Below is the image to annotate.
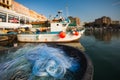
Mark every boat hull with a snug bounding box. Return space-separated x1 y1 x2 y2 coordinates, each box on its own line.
17 31 84 42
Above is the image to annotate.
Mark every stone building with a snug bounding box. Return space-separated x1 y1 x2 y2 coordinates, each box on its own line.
0 0 47 28
12 1 47 21
75 17 80 26
68 16 80 26
95 16 111 26
29 10 47 21
84 16 120 28
0 0 12 9
12 1 30 16
111 21 120 25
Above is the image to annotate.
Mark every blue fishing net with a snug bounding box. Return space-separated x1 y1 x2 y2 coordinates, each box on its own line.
0 44 80 80
26 44 80 79
0 45 32 80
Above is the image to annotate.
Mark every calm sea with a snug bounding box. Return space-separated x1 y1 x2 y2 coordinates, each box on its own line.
0 29 120 80
80 30 120 80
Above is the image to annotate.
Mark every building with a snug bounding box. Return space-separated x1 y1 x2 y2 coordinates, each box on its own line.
0 0 12 9
95 16 111 26
12 1 30 16
12 1 47 22
29 10 47 21
75 17 80 26
68 16 81 26
111 21 120 25
0 0 47 29
84 16 120 28
101 16 111 25
95 18 101 24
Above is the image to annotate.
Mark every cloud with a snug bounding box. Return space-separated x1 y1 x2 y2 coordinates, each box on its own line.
112 1 120 6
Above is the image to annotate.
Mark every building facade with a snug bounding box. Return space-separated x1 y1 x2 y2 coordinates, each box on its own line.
84 16 120 28
75 17 80 26
68 16 81 26
0 0 12 9
0 0 47 28
12 1 30 16
95 16 111 26
29 10 47 21
111 21 120 25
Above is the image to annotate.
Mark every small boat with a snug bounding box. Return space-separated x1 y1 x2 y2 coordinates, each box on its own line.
0 28 17 46
17 11 85 42
0 34 17 46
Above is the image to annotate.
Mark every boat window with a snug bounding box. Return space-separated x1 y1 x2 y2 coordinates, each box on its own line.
57 24 59 26
0 12 6 22
63 24 66 27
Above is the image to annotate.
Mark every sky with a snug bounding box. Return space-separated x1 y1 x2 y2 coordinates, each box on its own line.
15 0 120 23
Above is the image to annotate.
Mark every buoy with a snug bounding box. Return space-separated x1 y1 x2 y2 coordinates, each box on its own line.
75 31 79 36
73 31 79 36
59 31 66 38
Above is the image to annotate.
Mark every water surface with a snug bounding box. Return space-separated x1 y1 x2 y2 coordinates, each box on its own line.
80 30 120 80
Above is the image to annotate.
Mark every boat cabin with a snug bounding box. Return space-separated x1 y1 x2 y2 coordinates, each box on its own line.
50 21 68 32
31 19 70 33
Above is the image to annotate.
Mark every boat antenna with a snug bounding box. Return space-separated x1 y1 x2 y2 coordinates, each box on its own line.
58 10 62 19
49 15 52 20
66 4 69 17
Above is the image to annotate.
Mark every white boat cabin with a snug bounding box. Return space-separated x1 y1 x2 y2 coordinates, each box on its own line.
50 22 68 32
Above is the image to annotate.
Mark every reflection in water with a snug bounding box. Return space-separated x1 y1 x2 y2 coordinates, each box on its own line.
85 29 120 42
80 29 120 80
0 43 83 80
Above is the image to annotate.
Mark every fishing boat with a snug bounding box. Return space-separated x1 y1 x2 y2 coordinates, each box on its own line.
17 11 85 42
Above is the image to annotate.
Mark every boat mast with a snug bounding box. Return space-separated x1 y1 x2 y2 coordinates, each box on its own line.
58 10 62 19
66 5 69 17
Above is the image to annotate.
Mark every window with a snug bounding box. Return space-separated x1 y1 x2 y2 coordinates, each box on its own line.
20 17 25 24
3 0 5 3
7 0 9 5
63 24 66 27
0 12 6 22
57 24 59 26
8 14 19 23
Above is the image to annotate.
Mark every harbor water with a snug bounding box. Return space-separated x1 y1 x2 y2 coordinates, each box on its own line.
0 29 120 80
80 30 120 80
